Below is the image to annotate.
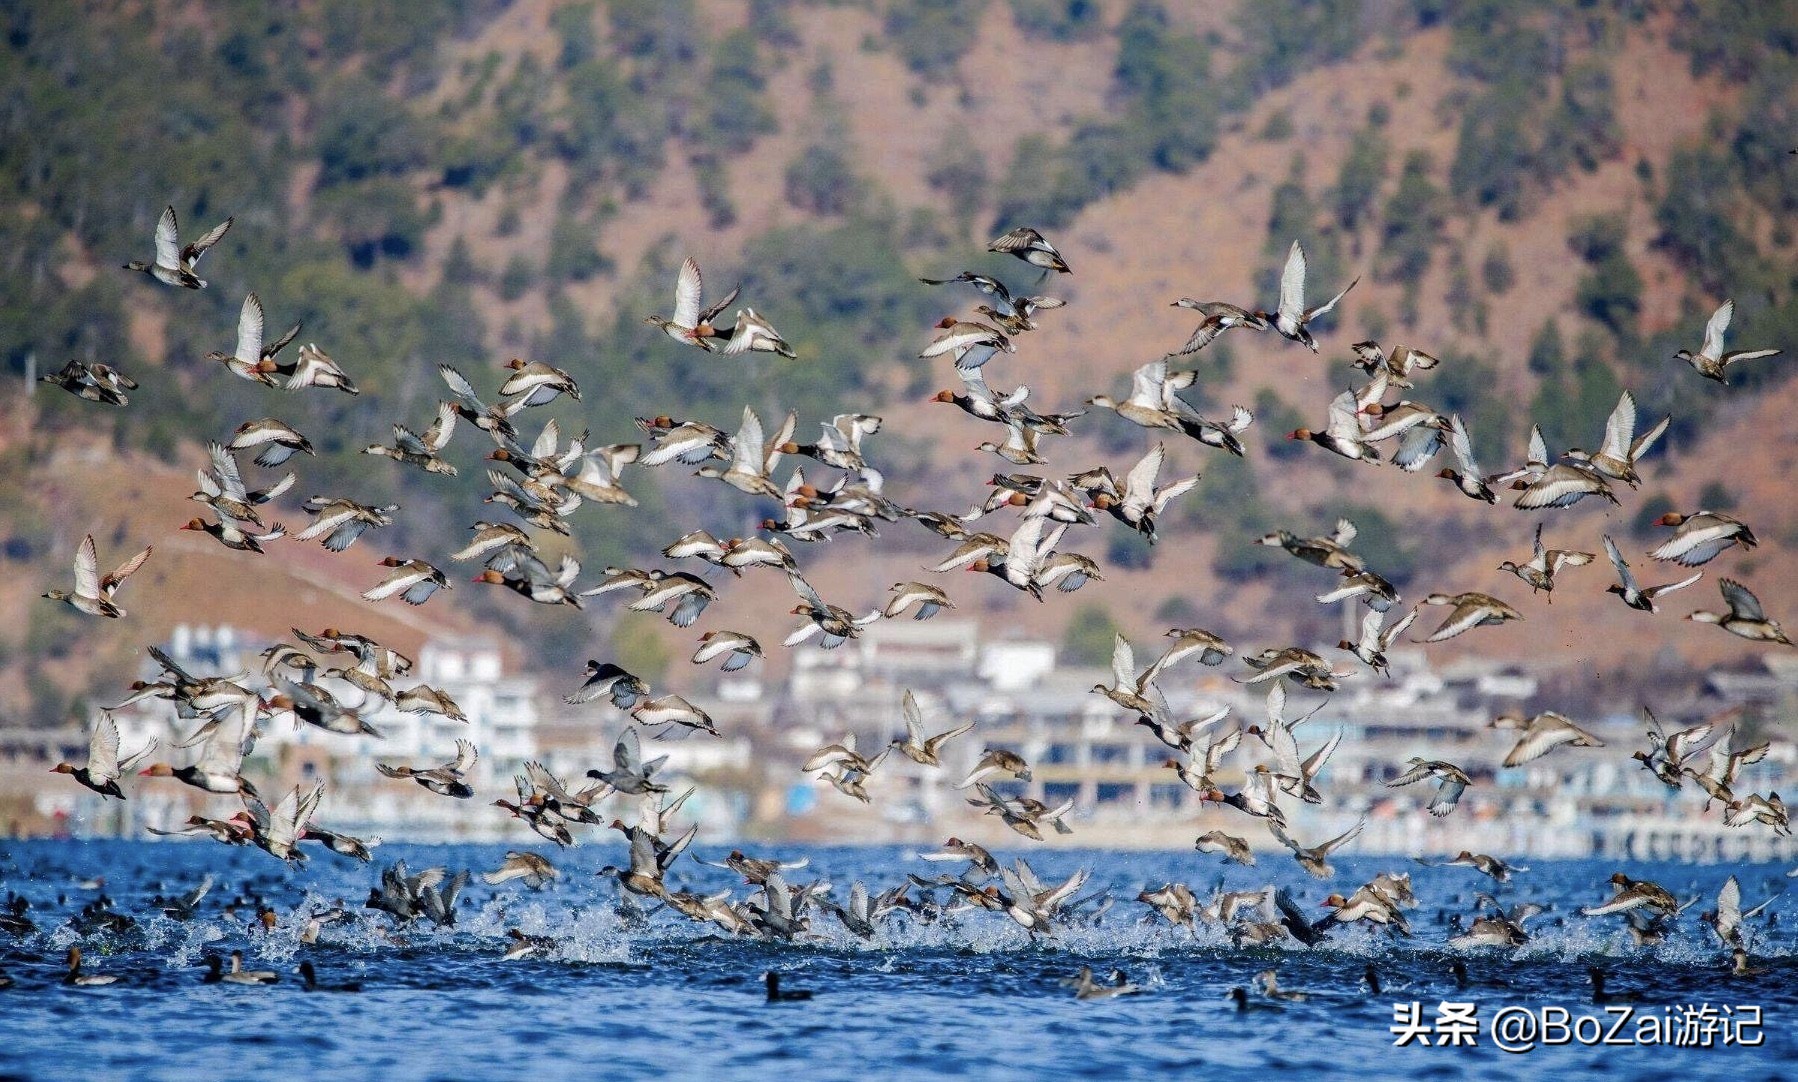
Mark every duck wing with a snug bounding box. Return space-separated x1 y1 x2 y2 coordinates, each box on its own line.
235 293 265 362
1702 299 1734 359
1600 391 1636 462
154 206 182 268
1276 241 1307 324
1306 276 1359 321
422 400 458 453
183 215 233 264
1715 577 1765 621
72 534 101 599
1446 414 1481 476
1602 535 1639 594
672 257 704 330
449 739 478 775
1316 817 1365 855
88 712 123 780
697 282 740 327
102 545 152 596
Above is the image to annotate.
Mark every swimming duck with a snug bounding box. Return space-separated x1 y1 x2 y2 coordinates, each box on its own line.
1385 758 1470 816
38 358 138 405
1066 966 1143 1000
888 690 975 765
1498 523 1595 601
1676 299 1782 383
1649 510 1756 567
1257 241 1357 351
124 205 231 288
297 961 361 992
51 712 156 798
987 226 1070 274
203 951 279 985
645 257 738 351
360 557 449 607
228 417 314 468
208 294 297 385
63 946 118 986
1255 969 1310 1001
1602 534 1701 613
364 400 459 476
42 534 151 618
1688 579 1792 645
1448 913 1527 949
1415 592 1521 643
377 740 477 798
764 971 814 1002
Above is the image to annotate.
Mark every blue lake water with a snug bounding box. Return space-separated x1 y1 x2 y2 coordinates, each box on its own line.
0 840 1791 1081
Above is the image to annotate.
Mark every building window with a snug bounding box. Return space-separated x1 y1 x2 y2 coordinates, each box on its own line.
1090 743 1130 765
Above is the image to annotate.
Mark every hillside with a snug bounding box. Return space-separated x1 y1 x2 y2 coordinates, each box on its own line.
4 0 1798 725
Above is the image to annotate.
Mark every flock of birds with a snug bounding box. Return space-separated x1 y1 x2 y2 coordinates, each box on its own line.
17 207 1797 1001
